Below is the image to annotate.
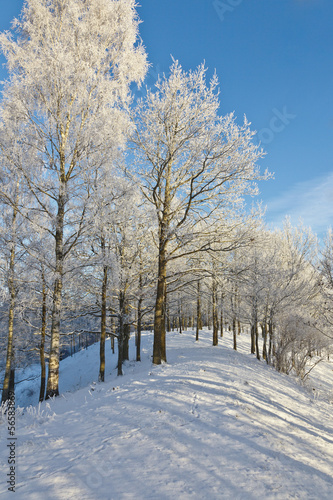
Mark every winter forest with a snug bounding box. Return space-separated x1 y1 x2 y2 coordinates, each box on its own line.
0 1 333 496
1 0 333 404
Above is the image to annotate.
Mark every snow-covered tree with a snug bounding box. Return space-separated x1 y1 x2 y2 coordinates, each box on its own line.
133 61 268 364
0 0 147 397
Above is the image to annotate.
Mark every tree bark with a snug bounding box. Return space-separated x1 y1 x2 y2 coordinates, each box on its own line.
1 205 17 405
123 301 130 361
46 189 65 399
262 320 268 362
212 278 218 346
136 299 142 362
196 281 201 341
255 321 260 360
117 310 124 376
111 312 115 354
233 317 237 351
220 292 224 337
136 271 143 362
166 303 170 333
117 290 127 376
250 324 255 355
39 271 47 402
230 291 237 350
99 240 108 382
268 316 274 364
153 246 167 364
207 303 211 331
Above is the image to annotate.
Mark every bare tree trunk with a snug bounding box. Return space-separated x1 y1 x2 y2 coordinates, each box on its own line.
233 317 237 351
117 307 124 376
250 298 257 356
178 293 182 334
160 281 167 358
255 320 260 360
99 240 108 381
153 160 171 364
212 278 218 346
262 318 268 362
153 239 167 363
136 301 142 363
251 324 255 354
2 205 17 405
220 292 224 338
237 290 241 335
122 300 130 361
207 303 211 331
196 281 201 341
46 190 65 399
268 316 274 364
2 274 15 404
39 270 47 402
230 290 237 350
166 303 170 333
110 309 115 354
136 271 143 362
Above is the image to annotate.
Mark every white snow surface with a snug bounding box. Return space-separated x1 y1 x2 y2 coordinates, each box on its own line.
1 329 333 499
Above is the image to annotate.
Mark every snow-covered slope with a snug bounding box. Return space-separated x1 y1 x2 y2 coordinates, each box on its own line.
1 329 332 499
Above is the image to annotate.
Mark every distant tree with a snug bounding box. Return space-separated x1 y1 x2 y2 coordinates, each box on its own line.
240 222 321 375
315 229 333 356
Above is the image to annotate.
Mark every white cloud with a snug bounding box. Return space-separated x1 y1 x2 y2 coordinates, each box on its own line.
265 172 333 237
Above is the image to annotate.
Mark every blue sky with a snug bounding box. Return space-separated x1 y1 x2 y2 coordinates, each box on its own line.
1 0 332 238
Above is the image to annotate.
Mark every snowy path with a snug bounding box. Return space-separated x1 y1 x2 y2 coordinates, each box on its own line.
1 329 333 499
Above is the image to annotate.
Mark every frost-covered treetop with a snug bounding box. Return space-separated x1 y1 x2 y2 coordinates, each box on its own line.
0 0 148 159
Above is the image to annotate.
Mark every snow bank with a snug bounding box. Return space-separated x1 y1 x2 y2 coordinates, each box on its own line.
1 329 332 499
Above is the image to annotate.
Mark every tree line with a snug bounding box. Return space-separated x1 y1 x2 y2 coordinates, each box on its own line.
0 0 332 405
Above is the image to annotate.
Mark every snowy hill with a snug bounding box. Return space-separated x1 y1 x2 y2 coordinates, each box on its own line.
1 329 333 499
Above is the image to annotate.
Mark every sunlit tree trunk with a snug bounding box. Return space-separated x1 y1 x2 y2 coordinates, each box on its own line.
220 292 224 338
99 238 108 382
154 247 167 363
1 205 17 405
250 298 257 356
212 277 219 346
136 299 142 363
233 317 237 351
268 314 274 363
255 320 260 360
46 187 65 399
207 302 211 330
166 303 170 333
39 270 47 402
262 305 269 362
117 292 125 376
154 169 170 363
178 293 182 334
230 291 237 350
196 281 201 341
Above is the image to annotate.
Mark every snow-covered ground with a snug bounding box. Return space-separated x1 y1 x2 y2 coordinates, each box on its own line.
1 329 332 499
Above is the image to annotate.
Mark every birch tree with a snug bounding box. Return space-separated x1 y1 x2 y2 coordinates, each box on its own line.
0 186 21 404
133 61 268 364
0 0 147 397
